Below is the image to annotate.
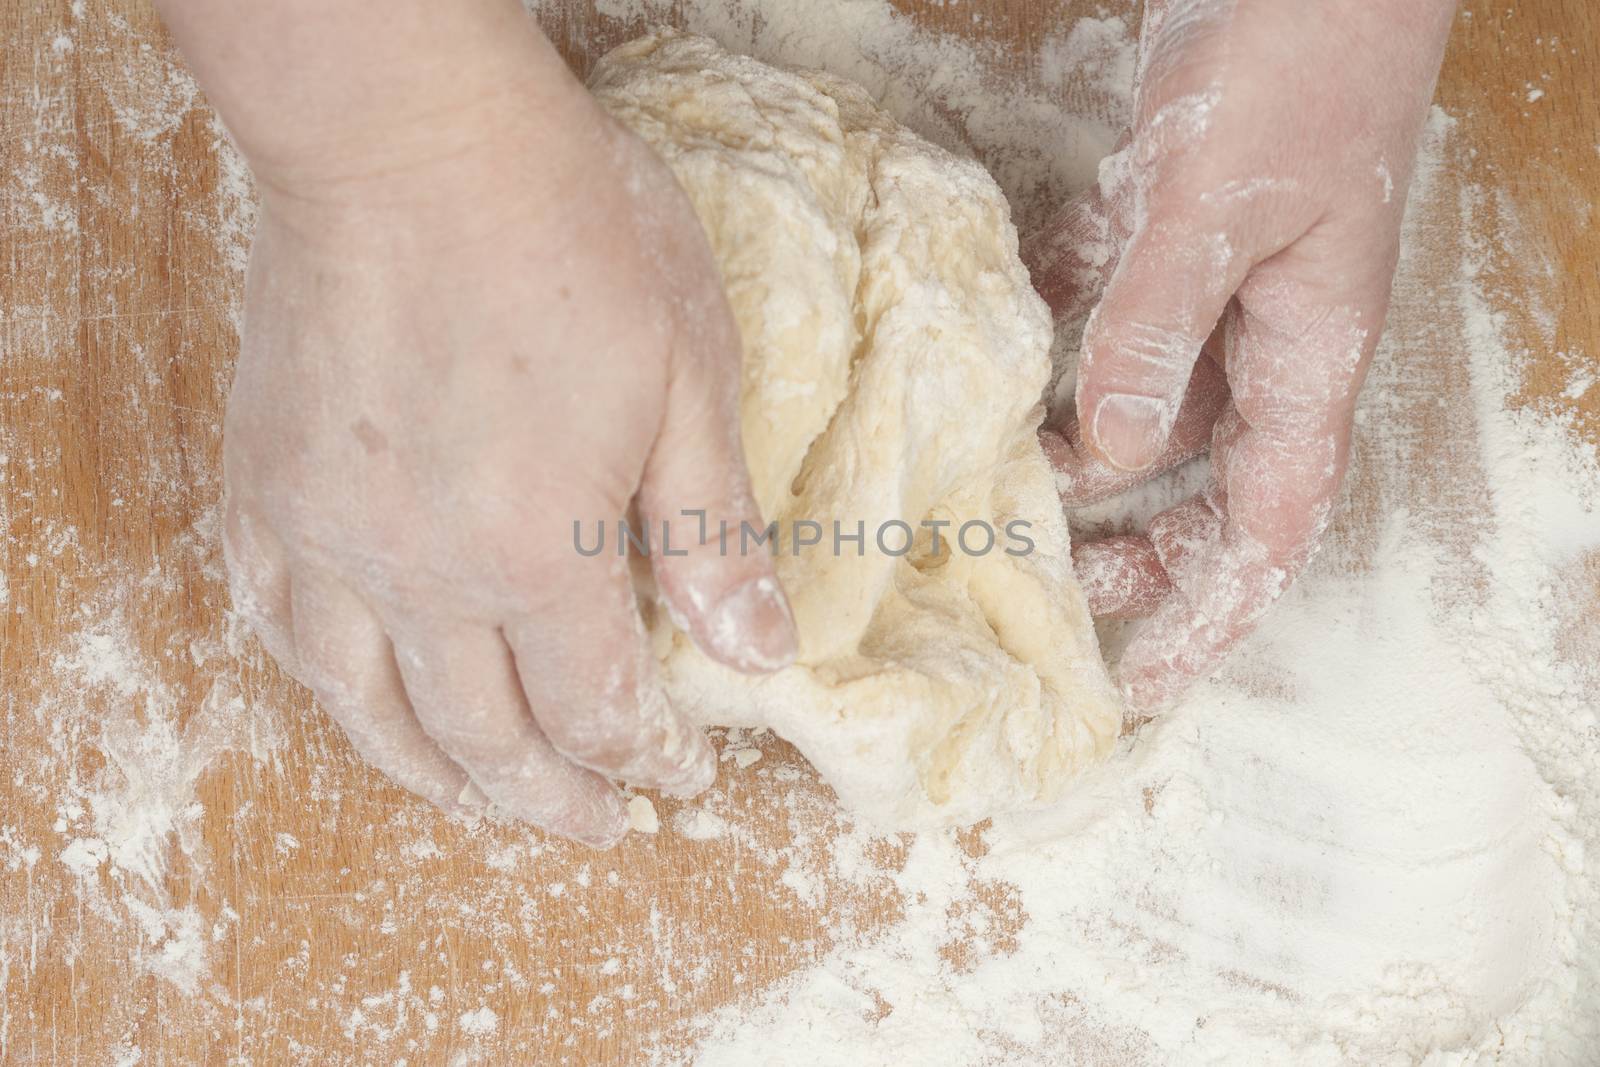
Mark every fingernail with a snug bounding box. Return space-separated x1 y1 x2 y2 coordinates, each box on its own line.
703 576 798 673
1090 393 1171 472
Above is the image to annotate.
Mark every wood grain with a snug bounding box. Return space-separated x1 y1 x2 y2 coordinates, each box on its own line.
1 1 1595 1064
1430 0 1598 444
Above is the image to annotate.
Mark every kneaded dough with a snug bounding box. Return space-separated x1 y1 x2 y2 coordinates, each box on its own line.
591 32 1121 828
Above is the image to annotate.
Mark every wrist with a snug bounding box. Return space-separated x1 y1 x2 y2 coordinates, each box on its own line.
158 0 587 202
248 82 623 262
258 43 592 205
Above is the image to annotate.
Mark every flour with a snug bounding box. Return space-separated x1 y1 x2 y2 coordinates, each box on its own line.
2 9 270 1023
39 600 269 1015
458 1004 501 1036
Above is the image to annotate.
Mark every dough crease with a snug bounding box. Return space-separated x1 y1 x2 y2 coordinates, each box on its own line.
592 31 1121 827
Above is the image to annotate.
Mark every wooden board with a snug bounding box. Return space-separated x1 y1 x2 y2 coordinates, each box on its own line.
1 1 1595 1063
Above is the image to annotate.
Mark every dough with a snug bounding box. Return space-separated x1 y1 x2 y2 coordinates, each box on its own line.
591 32 1121 828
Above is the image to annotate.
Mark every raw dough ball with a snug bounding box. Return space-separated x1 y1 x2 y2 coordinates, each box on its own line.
591 32 1121 828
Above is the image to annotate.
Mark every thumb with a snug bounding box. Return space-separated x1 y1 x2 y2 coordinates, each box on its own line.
638 329 798 675
1076 215 1249 472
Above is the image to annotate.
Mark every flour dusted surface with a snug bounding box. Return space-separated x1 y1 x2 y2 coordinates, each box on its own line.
8 3 1598 1064
589 32 1121 828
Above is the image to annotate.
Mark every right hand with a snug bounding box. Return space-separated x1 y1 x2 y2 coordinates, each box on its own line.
222 69 795 847
1027 0 1454 717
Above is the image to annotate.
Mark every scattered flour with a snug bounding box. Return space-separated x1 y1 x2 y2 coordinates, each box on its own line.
672 808 731 842
458 1005 501 1036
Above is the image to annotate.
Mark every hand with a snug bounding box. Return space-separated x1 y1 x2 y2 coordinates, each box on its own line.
220 54 795 846
1026 0 1456 717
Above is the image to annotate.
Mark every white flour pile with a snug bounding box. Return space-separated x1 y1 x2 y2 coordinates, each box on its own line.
3 2 1596 1063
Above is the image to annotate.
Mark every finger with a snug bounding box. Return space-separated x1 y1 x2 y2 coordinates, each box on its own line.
1072 536 1172 619
1022 171 1121 329
1116 237 1388 714
221 498 298 671
1023 138 1137 425
1146 492 1227 584
387 622 629 848
1044 338 1229 506
1070 455 1230 624
1114 422 1337 715
1219 250 1382 551
1068 480 1225 623
1080 0 1255 475
1075 212 1250 473
1114 515 1287 716
507 553 716 797
287 570 472 816
638 298 798 675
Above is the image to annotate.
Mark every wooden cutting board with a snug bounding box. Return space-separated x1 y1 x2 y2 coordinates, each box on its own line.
1 1 1594 1062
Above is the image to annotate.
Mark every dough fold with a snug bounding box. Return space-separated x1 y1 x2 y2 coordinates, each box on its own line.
591 31 1121 827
